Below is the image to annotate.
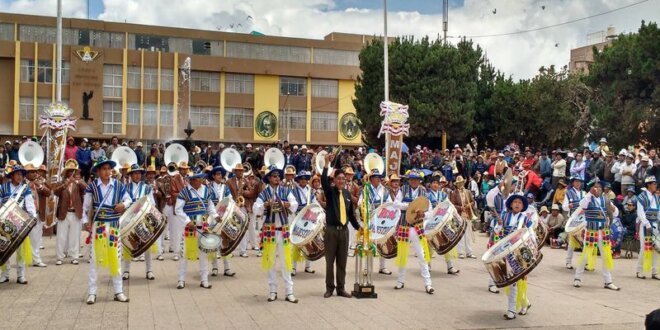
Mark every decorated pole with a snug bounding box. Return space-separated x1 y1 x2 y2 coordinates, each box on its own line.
378 101 410 177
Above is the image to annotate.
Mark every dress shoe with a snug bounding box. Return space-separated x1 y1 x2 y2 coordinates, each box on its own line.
0 277 9 284
466 254 477 259
256 251 263 257
33 262 47 267
55 260 63 266
239 252 248 258
323 291 333 298
200 281 212 289
267 292 277 302
488 285 500 294
652 275 660 280
285 294 299 303
224 269 236 277
291 268 297 277
135 255 145 262
458 254 465 259
177 281 185 289
211 268 219 277
86 294 96 305
146 271 155 280
394 282 404 290
573 279 581 288
636 272 646 279
566 263 574 270
173 255 180 261
379 268 392 275
519 304 531 315
71 260 79 265
122 272 130 281
447 267 460 275
304 267 315 274
337 291 352 298
156 255 164 261
425 286 435 294
604 283 620 291
114 293 129 302
17 277 27 285
503 311 516 320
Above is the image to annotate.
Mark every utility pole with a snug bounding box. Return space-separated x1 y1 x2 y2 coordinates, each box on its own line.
443 0 449 44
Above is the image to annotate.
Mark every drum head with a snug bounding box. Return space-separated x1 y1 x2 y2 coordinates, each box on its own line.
290 204 325 245
369 202 401 243
482 228 533 263
423 201 453 235
119 196 149 231
565 213 586 233
199 232 221 250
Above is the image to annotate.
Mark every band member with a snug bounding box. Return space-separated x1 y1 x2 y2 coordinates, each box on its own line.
167 162 188 261
450 176 477 259
155 166 170 241
253 166 299 303
291 170 315 275
0 165 37 285
145 165 164 261
227 163 254 258
53 160 86 265
121 164 157 281
494 194 533 320
562 176 584 269
25 164 51 267
394 169 434 294
427 174 460 275
357 168 392 275
636 176 659 280
81 156 131 304
244 170 260 255
175 169 219 289
485 180 506 294
208 166 236 277
311 175 325 208
573 178 620 291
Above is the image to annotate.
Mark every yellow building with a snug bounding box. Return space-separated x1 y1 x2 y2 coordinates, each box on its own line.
0 13 370 146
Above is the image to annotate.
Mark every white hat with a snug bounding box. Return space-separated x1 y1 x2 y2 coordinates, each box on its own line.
618 149 627 156
136 141 143 147
498 153 504 157
219 143 225 148
416 145 422 150
454 144 459 148
642 156 650 162
358 147 363 152
230 144 236 149
246 143 252 148
599 137 607 143
301 145 307 149
568 152 574 158
293 145 299 150
83 138 89 143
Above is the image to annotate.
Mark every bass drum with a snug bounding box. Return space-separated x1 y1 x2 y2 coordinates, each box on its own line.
119 196 167 258
609 217 625 249
290 204 326 261
212 197 248 257
369 202 401 259
424 201 466 255
0 200 37 266
565 209 586 247
524 205 548 249
482 228 543 288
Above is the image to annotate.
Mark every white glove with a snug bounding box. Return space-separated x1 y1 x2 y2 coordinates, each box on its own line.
494 225 503 233
645 223 652 230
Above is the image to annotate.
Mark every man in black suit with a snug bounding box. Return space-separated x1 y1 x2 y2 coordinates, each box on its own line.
321 153 361 298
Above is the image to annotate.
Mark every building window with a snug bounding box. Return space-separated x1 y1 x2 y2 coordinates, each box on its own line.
127 102 140 125
37 98 51 116
314 48 360 66
36 60 53 83
161 69 173 90
0 23 14 41
190 106 219 127
19 97 33 121
144 68 158 90
61 62 70 84
192 39 211 55
135 34 169 52
224 107 253 128
103 65 123 98
312 79 338 98
280 77 306 96
20 59 33 83
79 30 124 48
128 66 140 89
144 103 157 125
103 101 123 134
311 112 337 131
225 42 310 63
19 25 56 44
225 73 254 94
190 71 219 92
160 104 173 126
279 110 306 132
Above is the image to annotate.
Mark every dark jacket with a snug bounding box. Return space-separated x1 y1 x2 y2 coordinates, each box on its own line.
321 167 360 229
76 147 92 167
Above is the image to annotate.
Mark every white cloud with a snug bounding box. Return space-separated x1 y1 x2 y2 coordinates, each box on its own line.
1 0 657 79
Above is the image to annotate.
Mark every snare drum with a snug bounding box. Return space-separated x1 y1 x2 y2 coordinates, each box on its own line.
290 204 326 261
369 202 401 259
198 232 222 254
482 228 543 288
565 209 587 247
0 200 37 266
212 197 249 256
119 196 167 258
424 202 466 255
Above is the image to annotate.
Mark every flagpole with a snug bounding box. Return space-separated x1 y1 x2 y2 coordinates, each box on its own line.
56 0 62 102
383 0 389 102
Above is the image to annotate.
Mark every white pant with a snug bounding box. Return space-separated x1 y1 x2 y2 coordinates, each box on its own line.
211 253 231 271
507 282 519 312
28 220 44 264
238 207 251 254
456 227 473 256
178 240 210 282
566 243 575 265
575 232 613 284
88 230 123 295
56 212 81 261
397 227 432 287
267 231 294 295
637 225 659 275
379 257 387 270
1 252 26 279
247 211 258 248
293 260 312 270
165 205 183 256
122 251 153 274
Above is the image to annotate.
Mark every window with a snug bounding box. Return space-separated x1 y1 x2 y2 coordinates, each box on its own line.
280 77 306 96
225 73 254 94
127 102 140 125
61 62 70 84
224 107 253 128
0 23 14 41
20 59 33 83
37 98 50 117
80 30 124 48
225 42 310 63
312 79 338 98
161 69 173 90
128 66 140 89
190 106 219 127
19 25 56 43
103 65 123 98
314 48 360 66
279 110 306 131
311 112 337 131
144 103 157 125
19 97 33 121
144 68 158 90
135 34 169 52
103 101 123 134
19 60 52 83
192 39 211 56
160 104 173 126
190 71 219 92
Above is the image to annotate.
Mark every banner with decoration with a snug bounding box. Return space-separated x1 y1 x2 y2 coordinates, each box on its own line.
378 101 409 177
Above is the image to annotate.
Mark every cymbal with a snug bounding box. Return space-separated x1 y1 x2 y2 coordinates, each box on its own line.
406 196 430 225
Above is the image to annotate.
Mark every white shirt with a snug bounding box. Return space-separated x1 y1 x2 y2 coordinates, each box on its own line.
486 186 501 209
620 162 637 185
637 190 659 227
552 159 566 177
175 185 219 226
81 178 132 224
579 192 619 218
252 184 298 227
357 183 392 208
0 183 37 218
128 181 156 205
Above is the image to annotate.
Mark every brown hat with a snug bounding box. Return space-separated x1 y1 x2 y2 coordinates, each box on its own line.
146 165 157 173
343 167 355 175
62 159 80 173
388 173 401 181
178 161 190 169
24 164 39 172
159 166 167 174
454 176 465 186
232 163 245 172
558 178 568 187
284 165 296 175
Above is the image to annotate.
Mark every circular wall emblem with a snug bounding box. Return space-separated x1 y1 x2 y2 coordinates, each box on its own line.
339 113 359 140
255 111 277 138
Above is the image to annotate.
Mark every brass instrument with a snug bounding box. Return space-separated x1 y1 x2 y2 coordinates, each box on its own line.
110 146 138 171
502 168 513 197
166 162 178 176
264 148 285 170
195 160 208 173
164 143 189 174
363 152 385 178
243 162 253 177
221 148 242 173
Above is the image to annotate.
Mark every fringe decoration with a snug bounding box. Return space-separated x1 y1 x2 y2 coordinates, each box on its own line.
444 247 458 261
184 227 198 261
93 222 121 276
22 237 33 266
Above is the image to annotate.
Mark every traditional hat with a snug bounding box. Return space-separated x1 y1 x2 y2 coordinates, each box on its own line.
233 163 245 172
5 164 26 177
259 165 268 175
439 176 448 184
263 165 284 183
454 175 465 186
92 156 117 173
178 161 190 169
295 170 312 181
586 177 602 189
127 164 145 174
159 166 168 174
388 173 401 181
406 169 424 180
367 168 384 179
37 165 47 174
505 193 528 212
187 169 206 180
599 137 607 144
539 206 549 214
526 192 535 200
208 166 226 179
645 175 657 185
342 166 355 175
569 175 583 183
626 186 636 193
310 174 321 183
24 164 39 172
284 165 296 176
146 165 157 173
551 204 560 211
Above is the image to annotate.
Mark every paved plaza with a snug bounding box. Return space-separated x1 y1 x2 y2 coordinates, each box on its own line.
1 232 657 330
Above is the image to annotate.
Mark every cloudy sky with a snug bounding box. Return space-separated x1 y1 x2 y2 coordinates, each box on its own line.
1 0 658 79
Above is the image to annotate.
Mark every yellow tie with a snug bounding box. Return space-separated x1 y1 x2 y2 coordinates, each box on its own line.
339 190 347 225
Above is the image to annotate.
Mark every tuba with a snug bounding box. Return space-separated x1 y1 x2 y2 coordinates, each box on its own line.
243 162 252 177
164 143 189 172
264 148 285 170
195 160 208 173
501 168 513 197
221 148 242 173
19 141 45 168
111 146 138 171
314 150 330 174
166 162 178 176
363 152 385 178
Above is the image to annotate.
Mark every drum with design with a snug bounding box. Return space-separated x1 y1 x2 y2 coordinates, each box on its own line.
564 209 587 247
482 228 543 288
609 217 625 249
212 197 248 256
0 200 37 266
119 196 167 258
525 205 549 249
369 202 401 259
290 203 326 261
424 201 466 255
198 232 222 253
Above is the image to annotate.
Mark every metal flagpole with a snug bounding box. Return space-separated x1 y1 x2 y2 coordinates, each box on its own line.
383 0 389 102
56 0 62 102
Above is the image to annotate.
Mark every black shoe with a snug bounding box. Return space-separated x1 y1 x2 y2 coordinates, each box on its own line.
324 291 333 298
337 291 352 298
304 267 315 274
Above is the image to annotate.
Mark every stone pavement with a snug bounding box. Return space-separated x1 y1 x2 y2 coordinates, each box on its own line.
1 231 657 330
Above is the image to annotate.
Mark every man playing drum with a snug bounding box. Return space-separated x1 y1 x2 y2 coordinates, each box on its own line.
81 156 131 304
635 176 659 280
167 162 189 261
572 178 620 291
208 166 236 277
25 164 50 268
53 160 86 266
228 163 254 258
175 169 219 290
0 165 37 285
121 164 157 281
394 169 434 294
291 170 316 276
253 165 299 303
485 179 506 294
145 165 165 261
357 168 393 275
562 175 584 270
427 174 460 275
450 176 477 259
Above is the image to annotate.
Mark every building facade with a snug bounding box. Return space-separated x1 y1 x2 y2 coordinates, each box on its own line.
0 13 368 145
569 27 615 75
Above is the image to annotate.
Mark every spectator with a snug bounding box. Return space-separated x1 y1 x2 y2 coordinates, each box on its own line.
546 204 565 243
283 145 294 167
551 151 567 188
294 145 313 172
611 150 626 195
495 153 507 176
621 187 637 232
539 152 552 181
76 138 92 180
64 137 78 161
620 154 636 193
107 136 120 158
569 152 586 180
587 151 604 182
0 143 9 168
9 140 20 161
602 183 615 200
553 179 567 208
134 141 146 166
145 147 162 169
603 152 615 184
475 155 488 175
634 156 652 189
90 141 105 164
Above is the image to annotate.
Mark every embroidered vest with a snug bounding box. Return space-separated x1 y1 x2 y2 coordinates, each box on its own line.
293 186 314 213
584 195 607 230
87 179 125 222
0 182 31 209
428 190 447 208
127 181 152 202
500 211 531 236
366 184 389 209
210 182 229 205
638 192 659 223
566 188 583 212
258 185 290 226
179 185 213 217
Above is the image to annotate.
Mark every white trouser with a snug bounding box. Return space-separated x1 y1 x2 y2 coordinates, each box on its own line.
507 282 519 312
165 205 183 256
445 257 454 271
1 252 26 279
566 244 575 265
456 228 473 255
88 226 123 295
211 253 231 271
575 231 612 283
397 227 432 287
379 257 387 270
247 211 258 248
56 212 81 261
637 225 659 275
28 220 44 263
488 276 495 287
238 207 250 254
267 231 294 295
349 224 356 248
122 251 153 274
178 247 210 282
293 260 312 269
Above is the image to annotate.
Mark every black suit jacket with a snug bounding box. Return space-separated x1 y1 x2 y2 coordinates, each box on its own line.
321 167 360 229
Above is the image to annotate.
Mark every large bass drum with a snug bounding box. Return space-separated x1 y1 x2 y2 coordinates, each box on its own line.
525 205 549 249
0 200 37 266
290 204 326 261
212 197 248 256
564 209 586 247
119 196 167 258
369 202 401 259
482 228 543 288
424 201 466 255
